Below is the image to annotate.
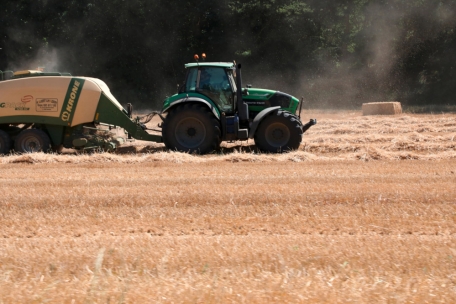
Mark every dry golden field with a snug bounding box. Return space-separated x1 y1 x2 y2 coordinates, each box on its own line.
0 110 456 303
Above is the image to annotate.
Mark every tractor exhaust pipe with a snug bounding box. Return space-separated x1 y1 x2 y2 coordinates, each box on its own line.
236 63 249 122
302 119 317 133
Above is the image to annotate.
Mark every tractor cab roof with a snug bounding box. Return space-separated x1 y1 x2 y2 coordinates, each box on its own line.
185 62 234 69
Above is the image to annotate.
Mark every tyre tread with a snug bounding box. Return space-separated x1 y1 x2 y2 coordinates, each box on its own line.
162 103 221 154
14 129 51 153
254 110 303 153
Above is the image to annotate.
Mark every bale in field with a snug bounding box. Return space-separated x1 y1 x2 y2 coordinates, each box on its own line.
362 102 402 116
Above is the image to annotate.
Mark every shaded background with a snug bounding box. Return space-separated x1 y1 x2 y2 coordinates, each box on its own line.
0 0 455 110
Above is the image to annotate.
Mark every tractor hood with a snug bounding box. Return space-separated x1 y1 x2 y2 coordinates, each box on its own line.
242 88 300 114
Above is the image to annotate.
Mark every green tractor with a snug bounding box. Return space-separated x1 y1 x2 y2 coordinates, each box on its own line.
161 57 316 153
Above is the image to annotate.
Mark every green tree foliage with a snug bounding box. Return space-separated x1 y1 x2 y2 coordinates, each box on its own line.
0 0 454 108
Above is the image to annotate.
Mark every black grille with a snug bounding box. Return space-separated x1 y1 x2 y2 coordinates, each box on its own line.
269 92 291 108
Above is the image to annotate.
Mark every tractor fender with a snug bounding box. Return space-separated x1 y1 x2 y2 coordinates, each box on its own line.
162 97 220 120
248 106 281 139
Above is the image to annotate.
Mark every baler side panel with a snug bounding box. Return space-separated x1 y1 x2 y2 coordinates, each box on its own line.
0 77 71 125
60 78 85 126
70 78 102 127
0 76 102 128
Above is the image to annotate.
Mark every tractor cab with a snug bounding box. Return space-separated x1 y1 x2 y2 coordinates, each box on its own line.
180 62 237 113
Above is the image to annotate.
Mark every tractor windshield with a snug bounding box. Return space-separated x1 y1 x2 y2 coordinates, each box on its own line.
197 67 235 112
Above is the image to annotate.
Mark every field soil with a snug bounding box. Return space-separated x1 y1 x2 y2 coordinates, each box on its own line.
0 111 455 303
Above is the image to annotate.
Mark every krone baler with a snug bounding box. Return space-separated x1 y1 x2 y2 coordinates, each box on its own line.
0 70 161 153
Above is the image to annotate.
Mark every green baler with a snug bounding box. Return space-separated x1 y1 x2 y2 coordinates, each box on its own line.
0 70 161 153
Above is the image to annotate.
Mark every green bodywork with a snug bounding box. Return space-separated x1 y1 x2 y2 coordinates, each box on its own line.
162 92 221 118
242 88 300 114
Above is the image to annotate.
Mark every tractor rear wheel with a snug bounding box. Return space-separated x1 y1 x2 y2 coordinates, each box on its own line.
0 130 12 154
163 104 221 154
14 129 51 153
254 110 303 153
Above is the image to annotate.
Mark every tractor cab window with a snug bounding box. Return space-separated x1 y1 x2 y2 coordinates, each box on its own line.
197 67 234 112
226 69 236 92
184 68 198 92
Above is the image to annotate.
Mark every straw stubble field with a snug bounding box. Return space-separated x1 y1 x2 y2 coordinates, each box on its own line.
0 111 456 303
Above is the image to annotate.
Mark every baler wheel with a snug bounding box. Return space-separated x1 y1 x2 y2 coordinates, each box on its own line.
0 130 12 154
254 110 303 153
14 129 51 153
162 104 220 154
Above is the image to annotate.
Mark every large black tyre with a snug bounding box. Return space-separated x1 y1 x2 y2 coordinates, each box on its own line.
162 103 221 154
3 126 22 137
14 129 51 153
254 110 303 153
0 130 12 154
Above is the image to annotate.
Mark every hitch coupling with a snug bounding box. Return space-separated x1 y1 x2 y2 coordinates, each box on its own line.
302 119 317 133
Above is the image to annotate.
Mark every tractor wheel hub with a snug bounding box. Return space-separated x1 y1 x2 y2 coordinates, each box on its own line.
272 129 284 139
187 127 197 137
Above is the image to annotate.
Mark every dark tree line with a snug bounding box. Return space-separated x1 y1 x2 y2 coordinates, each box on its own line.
1 0 455 109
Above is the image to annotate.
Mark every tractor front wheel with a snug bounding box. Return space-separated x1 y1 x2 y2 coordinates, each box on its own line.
254 110 303 153
162 104 221 154
14 129 51 153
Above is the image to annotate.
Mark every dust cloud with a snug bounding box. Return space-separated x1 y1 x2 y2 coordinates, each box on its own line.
1 1 455 109
243 1 456 109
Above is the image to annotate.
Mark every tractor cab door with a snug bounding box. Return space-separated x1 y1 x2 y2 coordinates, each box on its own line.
196 67 235 113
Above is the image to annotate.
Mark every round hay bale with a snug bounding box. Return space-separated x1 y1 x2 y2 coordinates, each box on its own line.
362 102 402 116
